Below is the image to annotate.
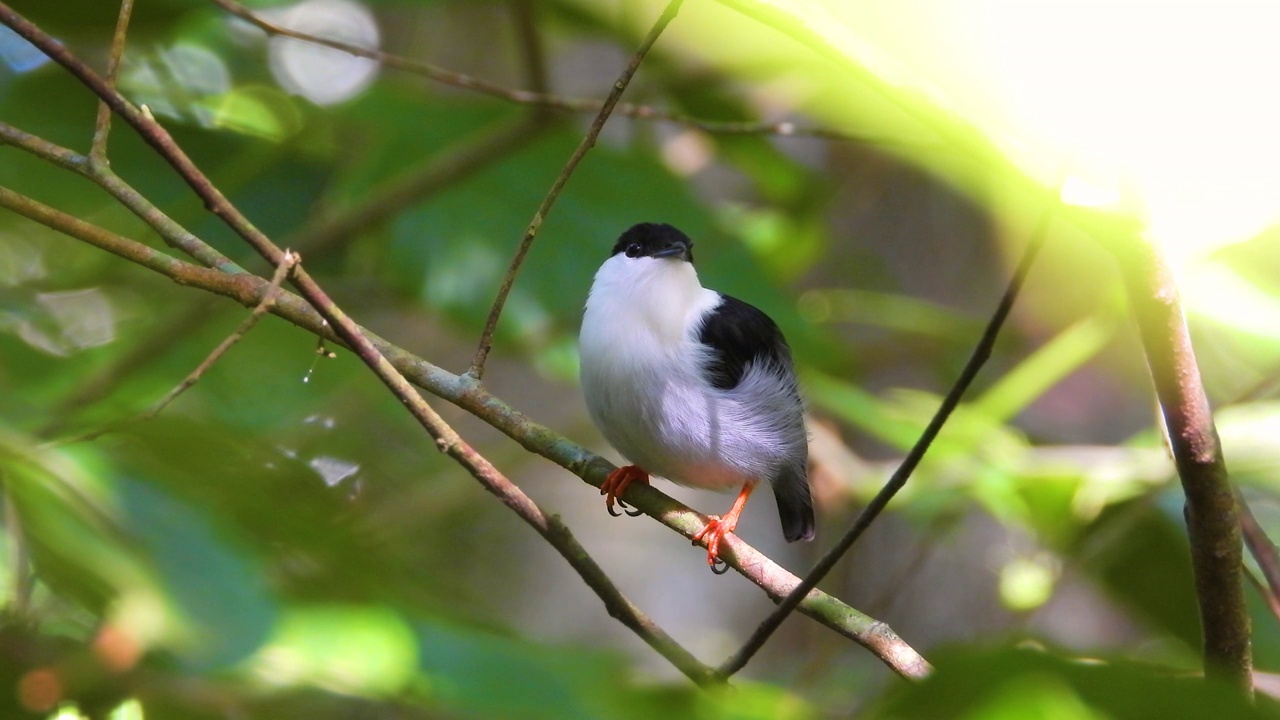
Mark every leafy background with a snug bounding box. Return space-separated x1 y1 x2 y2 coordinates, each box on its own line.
2 0 1280 718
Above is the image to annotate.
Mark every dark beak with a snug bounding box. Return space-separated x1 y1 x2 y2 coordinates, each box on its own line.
652 240 692 262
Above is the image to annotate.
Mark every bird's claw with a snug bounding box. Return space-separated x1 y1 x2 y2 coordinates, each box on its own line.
600 465 650 518
606 497 644 518
693 515 735 573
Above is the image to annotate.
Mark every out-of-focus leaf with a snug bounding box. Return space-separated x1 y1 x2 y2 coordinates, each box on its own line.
115 477 277 670
802 370 922 450
798 287 982 341
416 619 629 720
0 431 167 625
872 645 1273 720
419 619 806 720
974 316 1115 423
248 605 418 695
1071 497 1200 656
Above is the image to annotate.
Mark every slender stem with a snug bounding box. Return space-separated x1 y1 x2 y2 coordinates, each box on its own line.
468 0 684 378
0 120 238 272
1239 491 1280 622
90 0 135 163
719 201 1054 677
51 253 298 446
39 300 218 438
297 116 548 260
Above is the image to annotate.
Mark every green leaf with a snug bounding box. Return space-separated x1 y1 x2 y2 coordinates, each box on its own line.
873 645 1273 719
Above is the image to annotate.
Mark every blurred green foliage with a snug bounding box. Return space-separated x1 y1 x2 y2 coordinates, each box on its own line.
2 0 1280 718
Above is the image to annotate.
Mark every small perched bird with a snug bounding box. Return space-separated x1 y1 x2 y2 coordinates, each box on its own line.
579 223 814 572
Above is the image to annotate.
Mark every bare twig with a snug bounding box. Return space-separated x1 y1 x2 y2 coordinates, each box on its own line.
0 186 929 679
51 252 298 446
1241 491 1280 623
468 0 684 378
1245 566 1280 625
1238 488 1280 624
1112 225 1249 688
719 199 1054 677
147 251 296 417
297 116 548 260
207 0 869 143
0 120 238 272
90 0 134 164
39 299 219 438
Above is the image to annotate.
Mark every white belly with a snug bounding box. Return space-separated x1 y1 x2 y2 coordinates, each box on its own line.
581 325 802 491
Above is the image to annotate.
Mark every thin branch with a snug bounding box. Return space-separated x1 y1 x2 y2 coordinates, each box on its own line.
468 0 684 378
0 3 287 270
206 0 871 143
297 116 548 260
1114 228 1249 689
39 299 219 438
90 0 134 164
0 120 238 272
52 253 298 446
719 199 1054 677
1240 491 1280 623
0 187 929 679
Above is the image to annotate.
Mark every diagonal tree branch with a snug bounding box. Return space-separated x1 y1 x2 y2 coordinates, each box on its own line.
468 0 683 378
0 185 930 680
719 199 1054 676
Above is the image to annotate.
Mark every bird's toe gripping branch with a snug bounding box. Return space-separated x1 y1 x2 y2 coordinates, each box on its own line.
692 482 755 575
601 465 650 517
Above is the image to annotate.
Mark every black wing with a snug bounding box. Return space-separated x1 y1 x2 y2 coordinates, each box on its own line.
697 294 793 390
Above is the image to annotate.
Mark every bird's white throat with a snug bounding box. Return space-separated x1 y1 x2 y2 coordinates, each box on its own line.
582 254 720 350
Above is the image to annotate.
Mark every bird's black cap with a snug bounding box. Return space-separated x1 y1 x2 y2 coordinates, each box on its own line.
611 223 694 263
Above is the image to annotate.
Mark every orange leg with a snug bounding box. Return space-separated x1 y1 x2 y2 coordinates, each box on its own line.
692 482 756 570
600 465 650 516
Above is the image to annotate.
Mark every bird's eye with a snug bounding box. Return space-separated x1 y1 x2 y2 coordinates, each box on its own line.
624 243 642 258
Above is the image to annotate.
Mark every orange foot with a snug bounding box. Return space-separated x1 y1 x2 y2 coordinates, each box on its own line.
692 482 756 574
692 515 738 573
601 465 650 517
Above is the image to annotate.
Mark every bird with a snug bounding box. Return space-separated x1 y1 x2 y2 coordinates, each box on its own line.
579 222 814 573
